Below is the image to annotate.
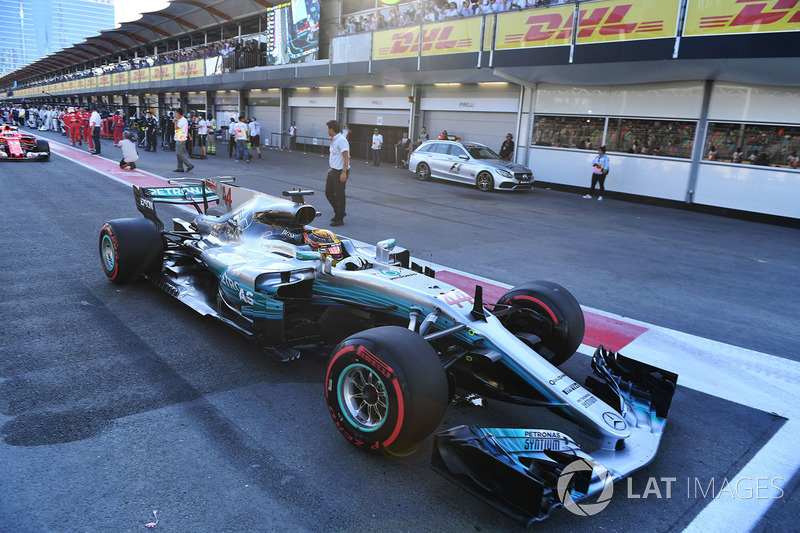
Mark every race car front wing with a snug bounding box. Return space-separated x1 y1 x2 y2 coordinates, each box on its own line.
432 345 678 525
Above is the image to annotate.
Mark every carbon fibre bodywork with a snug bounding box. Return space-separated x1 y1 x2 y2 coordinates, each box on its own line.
103 177 678 524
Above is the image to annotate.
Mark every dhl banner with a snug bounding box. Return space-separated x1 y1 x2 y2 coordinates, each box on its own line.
131 68 150 84
496 5 574 49
150 66 161 82
188 59 204 78
575 0 680 44
175 62 189 79
684 0 800 37
112 71 129 85
495 0 679 50
158 64 174 81
373 18 482 60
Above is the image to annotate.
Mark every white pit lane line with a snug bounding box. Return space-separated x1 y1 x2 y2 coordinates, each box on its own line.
55 140 799 530
585 315 800 532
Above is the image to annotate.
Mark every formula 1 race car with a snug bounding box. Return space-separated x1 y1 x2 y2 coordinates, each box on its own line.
99 178 678 525
0 124 50 160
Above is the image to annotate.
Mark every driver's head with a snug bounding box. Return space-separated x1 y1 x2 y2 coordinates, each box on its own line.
304 229 343 260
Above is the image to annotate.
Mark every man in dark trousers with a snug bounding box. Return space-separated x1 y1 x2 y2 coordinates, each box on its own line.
227 117 236 158
165 112 175 151
325 119 350 227
88 107 102 155
160 112 171 149
144 111 158 152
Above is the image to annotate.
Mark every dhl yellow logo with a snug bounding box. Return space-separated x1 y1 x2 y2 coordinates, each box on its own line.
188 60 203 77
686 0 800 36
497 0 679 48
373 19 480 59
380 26 473 55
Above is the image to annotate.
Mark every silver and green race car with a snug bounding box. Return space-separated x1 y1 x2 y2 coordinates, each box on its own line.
99 177 677 525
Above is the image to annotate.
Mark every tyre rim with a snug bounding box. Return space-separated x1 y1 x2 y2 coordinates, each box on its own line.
478 173 492 190
101 235 115 272
418 164 429 180
338 363 388 432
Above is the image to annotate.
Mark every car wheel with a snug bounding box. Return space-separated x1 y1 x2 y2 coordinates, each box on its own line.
99 218 163 284
496 281 585 367
416 162 431 181
36 139 50 161
476 171 494 192
326 326 448 455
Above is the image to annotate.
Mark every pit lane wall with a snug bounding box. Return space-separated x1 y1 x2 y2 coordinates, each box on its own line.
523 81 800 219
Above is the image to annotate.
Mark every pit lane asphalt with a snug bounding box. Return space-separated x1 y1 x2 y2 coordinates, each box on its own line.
0 131 797 532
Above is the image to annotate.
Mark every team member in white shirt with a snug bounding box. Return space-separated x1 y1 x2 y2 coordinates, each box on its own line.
248 117 261 160
173 109 194 173
232 116 249 163
326 120 350 227
117 131 140 170
88 107 103 155
197 115 208 159
370 128 383 166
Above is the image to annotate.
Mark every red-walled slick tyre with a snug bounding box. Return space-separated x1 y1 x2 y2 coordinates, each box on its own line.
326 326 448 455
496 281 585 367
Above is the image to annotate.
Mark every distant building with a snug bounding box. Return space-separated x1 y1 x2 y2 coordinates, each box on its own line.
0 0 114 76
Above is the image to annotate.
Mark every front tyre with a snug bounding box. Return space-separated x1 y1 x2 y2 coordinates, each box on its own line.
416 162 431 181
36 139 50 161
326 326 448 455
99 218 163 284
476 171 494 192
496 281 585 366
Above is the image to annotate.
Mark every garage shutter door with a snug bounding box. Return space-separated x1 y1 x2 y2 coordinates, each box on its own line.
289 107 336 154
247 105 281 145
347 109 409 128
291 107 336 139
421 111 516 154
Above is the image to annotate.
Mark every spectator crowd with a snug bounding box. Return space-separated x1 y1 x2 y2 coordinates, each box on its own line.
339 0 577 34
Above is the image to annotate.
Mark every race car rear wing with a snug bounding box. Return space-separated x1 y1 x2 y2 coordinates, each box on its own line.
133 177 233 229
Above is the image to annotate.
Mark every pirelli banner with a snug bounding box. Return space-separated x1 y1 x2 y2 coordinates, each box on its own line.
684 0 800 37
495 0 680 50
372 17 482 60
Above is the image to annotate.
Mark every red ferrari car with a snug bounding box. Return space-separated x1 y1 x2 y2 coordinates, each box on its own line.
0 124 50 161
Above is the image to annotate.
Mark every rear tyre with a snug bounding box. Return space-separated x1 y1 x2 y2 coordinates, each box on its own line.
476 171 494 192
36 139 50 161
416 162 431 181
326 326 448 455
496 281 585 366
99 218 163 284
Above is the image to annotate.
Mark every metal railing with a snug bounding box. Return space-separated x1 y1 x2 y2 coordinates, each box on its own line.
270 132 329 157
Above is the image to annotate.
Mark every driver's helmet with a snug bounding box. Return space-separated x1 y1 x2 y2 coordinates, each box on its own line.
304 229 343 260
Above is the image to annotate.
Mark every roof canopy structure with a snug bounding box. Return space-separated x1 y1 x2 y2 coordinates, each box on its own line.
0 0 278 87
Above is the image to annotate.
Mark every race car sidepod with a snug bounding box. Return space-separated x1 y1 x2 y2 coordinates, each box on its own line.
432 345 678 525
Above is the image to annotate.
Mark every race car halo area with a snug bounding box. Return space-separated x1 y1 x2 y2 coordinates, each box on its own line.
0 129 798 532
